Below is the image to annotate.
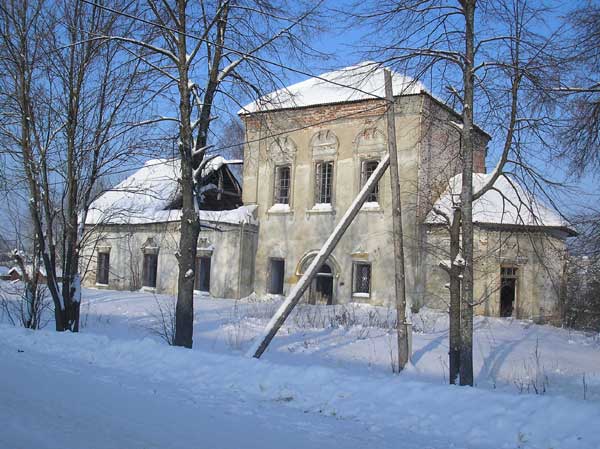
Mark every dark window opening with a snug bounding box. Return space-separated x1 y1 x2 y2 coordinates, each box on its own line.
315 161 334 204
361 160 380 202
269 258 285 295
353 262 371 295
274 165 291 204
195 256 211 292
500 266 518 318
142 253 158 288
96 252 110 285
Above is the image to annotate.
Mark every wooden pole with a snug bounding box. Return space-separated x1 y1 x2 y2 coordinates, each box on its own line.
247 154 391 359
384 68 410 371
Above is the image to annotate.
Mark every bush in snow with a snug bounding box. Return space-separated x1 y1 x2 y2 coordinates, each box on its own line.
146 296 177 345
0 280 52 329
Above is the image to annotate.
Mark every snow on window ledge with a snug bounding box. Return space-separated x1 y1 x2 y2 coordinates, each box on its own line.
95 282 109 288
140 286 156 293
307 203 334 214
352 292 370 299
360 202 382 212
268 203 292 214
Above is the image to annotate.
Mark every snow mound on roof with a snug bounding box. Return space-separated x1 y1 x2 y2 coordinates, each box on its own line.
239 61 425 114
86 158 180 225
425 173 572 230
86 157 247 225
200 204 258 226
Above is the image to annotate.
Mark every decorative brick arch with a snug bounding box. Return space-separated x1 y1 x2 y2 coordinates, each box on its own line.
354 127 386 154
295 250 341 278
310 129 339 158
268 136 297 164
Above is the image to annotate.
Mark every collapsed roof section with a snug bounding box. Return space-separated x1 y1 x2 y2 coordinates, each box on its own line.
85 157 255 226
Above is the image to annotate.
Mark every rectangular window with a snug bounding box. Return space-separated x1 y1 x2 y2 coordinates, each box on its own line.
268 258 285 295
353 262 371 295
142 253 158 288
96 252 110 285
273 165 291 204
195 256 211 292
361 160 380 202
315 161 334 204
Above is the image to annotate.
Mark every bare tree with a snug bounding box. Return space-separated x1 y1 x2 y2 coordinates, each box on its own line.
0 0 147 331
93 0 323 348
557 3 600 177
353 0 564 385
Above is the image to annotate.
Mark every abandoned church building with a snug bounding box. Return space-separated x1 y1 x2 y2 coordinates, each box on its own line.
81 62 575 322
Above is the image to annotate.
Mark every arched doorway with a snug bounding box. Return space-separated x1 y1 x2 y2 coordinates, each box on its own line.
309 264 334 305
296 252 339 306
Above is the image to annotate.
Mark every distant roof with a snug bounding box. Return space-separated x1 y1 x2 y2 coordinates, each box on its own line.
239 61 426 114
7 264 58 277
425 173 575 234
86 157 249 225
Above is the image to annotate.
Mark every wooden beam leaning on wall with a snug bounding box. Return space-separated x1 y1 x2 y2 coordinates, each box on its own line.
247 154 391 359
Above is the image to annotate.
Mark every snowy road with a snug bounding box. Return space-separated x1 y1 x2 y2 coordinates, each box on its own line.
2 323 599 449
0 340 406 449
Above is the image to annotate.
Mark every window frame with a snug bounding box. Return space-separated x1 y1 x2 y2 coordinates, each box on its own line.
142 252 159 288
314 160 334 205
96 252 110 285
352 261 372 297
195 255 212 292
273 164 292 205
361 159 380 203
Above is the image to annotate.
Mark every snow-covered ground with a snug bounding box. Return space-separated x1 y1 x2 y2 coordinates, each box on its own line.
2 285 600 448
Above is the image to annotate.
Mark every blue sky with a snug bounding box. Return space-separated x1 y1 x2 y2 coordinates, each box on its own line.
1 0 597 239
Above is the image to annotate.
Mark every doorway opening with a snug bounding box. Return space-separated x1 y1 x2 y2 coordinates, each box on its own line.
309 263 334 305
268 258 285 295
195 256 211 292
500 266 518 318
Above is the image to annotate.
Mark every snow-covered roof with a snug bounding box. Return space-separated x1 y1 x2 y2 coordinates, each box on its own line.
86 158 180 225
7 264 56 277
425 173 574 234
86 157 252 226
239 61 426 114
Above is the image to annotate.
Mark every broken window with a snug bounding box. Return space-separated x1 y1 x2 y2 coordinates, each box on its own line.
273 165 291 204
195 256 211 292
500 266 518 318
361 159 380 202
353 262 371 296
142 253 158 288
315 161 334 204
268 258 285 295
96 252 110 285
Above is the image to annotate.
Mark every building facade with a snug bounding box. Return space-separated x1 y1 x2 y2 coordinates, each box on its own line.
239 63 572 322
82 63 574 322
